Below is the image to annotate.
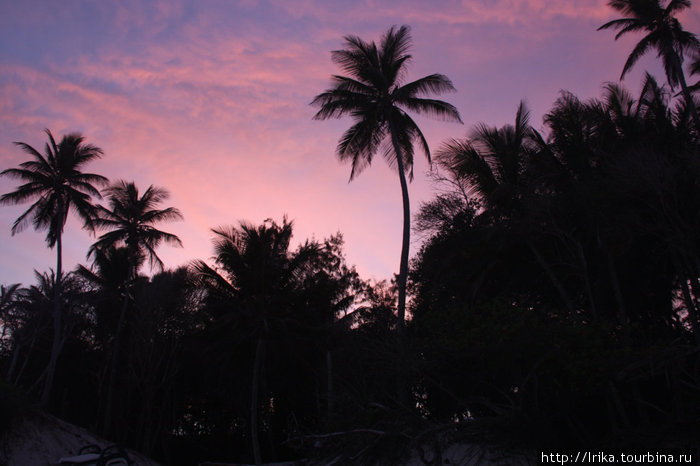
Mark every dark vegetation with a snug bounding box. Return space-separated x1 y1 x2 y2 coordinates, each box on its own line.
1 1 700 464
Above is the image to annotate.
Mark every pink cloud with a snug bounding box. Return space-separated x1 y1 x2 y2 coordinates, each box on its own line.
1 0 698 288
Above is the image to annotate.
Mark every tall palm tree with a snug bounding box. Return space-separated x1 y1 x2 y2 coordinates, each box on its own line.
88 180 182 435
598 0 700 126
0 129 107 405
311 25 462 334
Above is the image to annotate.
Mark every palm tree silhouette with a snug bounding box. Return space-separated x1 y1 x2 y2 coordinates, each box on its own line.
89 181 183 273
436 102 578 317
598 0 700 126
193 217 318 465
0 129 107 405
88 180 182 434
312 25 461 334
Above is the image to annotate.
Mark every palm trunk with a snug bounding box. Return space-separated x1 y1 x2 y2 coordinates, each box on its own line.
389 126 411 335
103 292 130 435
575 240 598 320
326 349 334 425
41 227 63 407
390 124 411 407
251 337 265 465
103 250 135 435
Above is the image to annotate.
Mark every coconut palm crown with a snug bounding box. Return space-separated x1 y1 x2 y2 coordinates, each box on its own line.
598 0 700 124
1 129 107 247
88 180 183 274
311 25 462 332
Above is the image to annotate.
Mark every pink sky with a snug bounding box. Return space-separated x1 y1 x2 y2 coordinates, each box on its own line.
1 0 699 287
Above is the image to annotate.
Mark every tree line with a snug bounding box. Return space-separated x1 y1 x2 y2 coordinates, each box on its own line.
1 0 700 463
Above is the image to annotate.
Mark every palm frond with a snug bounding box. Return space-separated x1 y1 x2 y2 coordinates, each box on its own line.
379 25 412 85
311 89 376 120
401 97 462 123
621 33 655 79
337 118 385 180
597 18 639 34
665 0 692 15
436 138 498 200
11 141 46 163
398 73 457 99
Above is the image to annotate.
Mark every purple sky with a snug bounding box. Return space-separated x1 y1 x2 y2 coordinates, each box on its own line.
1 0 698 287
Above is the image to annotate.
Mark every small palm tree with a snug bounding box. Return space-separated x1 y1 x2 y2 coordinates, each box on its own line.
598 0 700 126
312 25 462 334
89 180 183 275
88 180 182 435
0 129 107 405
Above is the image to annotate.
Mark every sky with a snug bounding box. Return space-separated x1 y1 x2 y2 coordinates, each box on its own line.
1 0 699 288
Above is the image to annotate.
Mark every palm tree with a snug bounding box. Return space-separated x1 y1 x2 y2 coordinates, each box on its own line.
311 25 462 335
0 129 107 405
436 102 580 317
193 217 319 465
598 0 700 126
89 180 183 274
88 180 182 435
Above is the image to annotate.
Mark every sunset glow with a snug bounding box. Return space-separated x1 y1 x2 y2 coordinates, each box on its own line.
2 0 698 286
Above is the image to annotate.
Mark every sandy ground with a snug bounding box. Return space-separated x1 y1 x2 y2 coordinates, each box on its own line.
0 410 161 466
0 410 533 465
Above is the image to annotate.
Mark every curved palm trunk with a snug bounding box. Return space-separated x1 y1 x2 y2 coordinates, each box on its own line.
390 123 411 407
389 126 411 336
41 226 63 407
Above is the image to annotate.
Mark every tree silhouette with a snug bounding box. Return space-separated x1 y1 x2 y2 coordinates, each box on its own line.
598 0 700 126
411 80 700 447
312 25 462 336
0 129 107 405
436 102 578 316
88 180 182 435
194 218 320 464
